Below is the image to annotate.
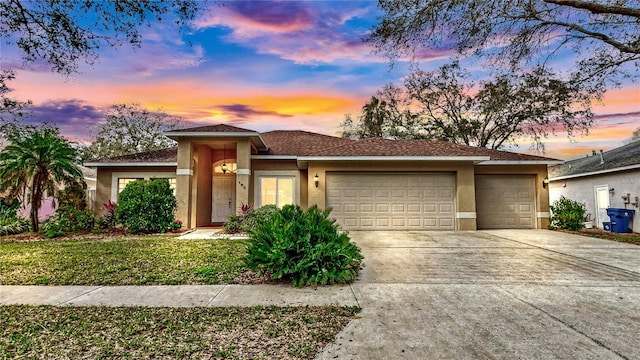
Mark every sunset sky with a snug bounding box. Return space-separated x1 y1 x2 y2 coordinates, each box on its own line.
2 1 639 160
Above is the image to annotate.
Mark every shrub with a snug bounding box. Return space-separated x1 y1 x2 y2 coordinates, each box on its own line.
245 204 363 287
41 205 95 237
0 197 30 235
115 179 177 234
223 205 278 234
97 200 117 230
549 196 587 231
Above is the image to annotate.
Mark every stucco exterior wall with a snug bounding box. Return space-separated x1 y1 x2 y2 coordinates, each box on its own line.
474 164 550 229
194 145 212 227
549 169 640 233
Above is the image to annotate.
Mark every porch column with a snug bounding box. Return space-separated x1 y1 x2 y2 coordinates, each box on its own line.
176 141 193 228
456 165 477 230
235 139 251 213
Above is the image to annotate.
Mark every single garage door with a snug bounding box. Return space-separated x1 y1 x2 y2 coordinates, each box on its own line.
475 175 536 229
326 173 455 230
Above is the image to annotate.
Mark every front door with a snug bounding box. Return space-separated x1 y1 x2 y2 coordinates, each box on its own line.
594 185 609 229
212 175 236 223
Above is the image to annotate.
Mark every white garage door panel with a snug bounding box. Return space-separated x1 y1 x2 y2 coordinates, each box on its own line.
326 173 455 230
475 175 536 229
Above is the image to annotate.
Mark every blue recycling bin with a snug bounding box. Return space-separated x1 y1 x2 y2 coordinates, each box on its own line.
606 208 635 233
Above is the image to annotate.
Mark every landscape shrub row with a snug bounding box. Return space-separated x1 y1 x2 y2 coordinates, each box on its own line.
2 179 181 238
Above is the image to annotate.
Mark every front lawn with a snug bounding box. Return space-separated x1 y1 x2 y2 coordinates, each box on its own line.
0 236 261 285
0 305 359 359
559 228 640 245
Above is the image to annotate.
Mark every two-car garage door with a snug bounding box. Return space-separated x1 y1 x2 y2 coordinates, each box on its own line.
326 173 455 230
326 172 537 230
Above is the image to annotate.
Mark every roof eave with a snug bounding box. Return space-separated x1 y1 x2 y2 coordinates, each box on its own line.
84 162 178 167
478 160 564 165
296 156 491 162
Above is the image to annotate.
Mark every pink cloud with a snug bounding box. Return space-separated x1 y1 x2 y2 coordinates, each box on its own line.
194 2 384 64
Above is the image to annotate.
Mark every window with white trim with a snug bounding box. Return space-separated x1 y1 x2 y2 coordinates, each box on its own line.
259 176 294 208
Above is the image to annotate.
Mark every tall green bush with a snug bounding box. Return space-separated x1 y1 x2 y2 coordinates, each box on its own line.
115 179 177 234
246 205 363 287
223 205 278 233
549 196 587 231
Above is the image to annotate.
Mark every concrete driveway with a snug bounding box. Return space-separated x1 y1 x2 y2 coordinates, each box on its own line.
318 230 640 359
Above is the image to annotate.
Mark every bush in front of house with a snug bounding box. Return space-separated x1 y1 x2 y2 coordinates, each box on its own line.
0 198 30 236
224 204 278 234
40 205 95 238
115 179 177 234
549 196 587 231
245 204 363 287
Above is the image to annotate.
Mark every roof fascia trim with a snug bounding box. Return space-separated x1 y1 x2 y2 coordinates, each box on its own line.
84 162 178 167
549 163 640 181
297 156 490 162
479 160 564 165
251 155 298 160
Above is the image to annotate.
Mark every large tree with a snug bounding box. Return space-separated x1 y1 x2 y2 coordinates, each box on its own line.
343 62 593 150
1 0 204 75
81 103 182 161
371 0 640 89
0 127 83 231
0 70 31 149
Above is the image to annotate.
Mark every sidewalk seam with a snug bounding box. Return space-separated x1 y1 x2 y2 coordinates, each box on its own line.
59 286 104 305
348 284 361 308
205 285 227 306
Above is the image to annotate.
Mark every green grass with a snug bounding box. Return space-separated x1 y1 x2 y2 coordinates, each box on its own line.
0 305 360 359
0 236 257 285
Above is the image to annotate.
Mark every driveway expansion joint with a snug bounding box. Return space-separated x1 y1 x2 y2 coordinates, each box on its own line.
489 233 640 277
498 286 630 360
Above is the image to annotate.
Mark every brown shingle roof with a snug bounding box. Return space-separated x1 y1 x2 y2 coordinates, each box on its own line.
90 128 558 163
297 137 556 161
259 131 353 156
168 124 256 133
91 147 178 163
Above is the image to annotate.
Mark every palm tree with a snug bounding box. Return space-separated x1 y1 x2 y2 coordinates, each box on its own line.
0 127 82 231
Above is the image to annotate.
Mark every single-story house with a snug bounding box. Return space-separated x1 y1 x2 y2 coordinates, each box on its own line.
85 124 561 231
549 141 640 233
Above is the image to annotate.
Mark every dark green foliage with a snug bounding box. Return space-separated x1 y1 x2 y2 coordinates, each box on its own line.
115 179 177 234
223 205 278 234
245 205 363 287
0 126 83 232
40 205 95 238
550 196 587 231
0 197 30 235
57 179 88 210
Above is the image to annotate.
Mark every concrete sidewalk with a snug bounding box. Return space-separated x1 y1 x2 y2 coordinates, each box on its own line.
0 284 359 307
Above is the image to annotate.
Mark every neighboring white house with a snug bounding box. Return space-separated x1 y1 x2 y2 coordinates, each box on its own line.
17 165 97 221
548 141 640 233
